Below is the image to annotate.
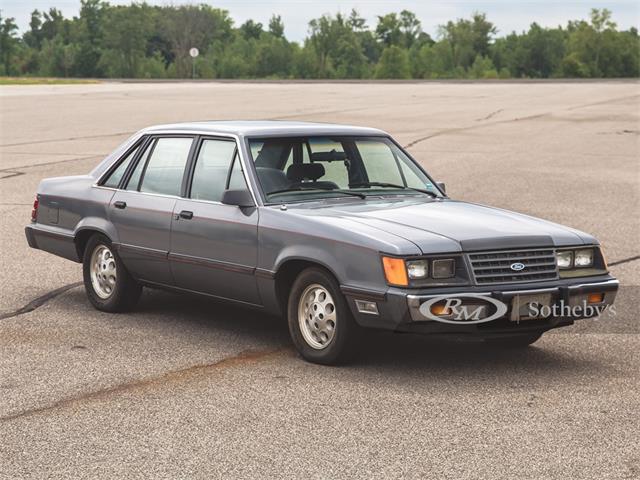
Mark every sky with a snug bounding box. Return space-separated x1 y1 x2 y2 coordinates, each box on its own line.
2 0 639 41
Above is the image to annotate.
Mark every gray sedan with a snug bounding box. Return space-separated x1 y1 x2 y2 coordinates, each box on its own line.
25 121 618 364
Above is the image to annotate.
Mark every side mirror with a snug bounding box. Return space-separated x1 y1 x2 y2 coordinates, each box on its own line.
221 188 255 208
436 182 446 194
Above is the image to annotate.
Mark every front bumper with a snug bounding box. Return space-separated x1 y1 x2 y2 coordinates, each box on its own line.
344 276 619 337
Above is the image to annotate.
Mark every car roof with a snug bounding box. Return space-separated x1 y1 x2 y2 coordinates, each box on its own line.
142 120 388 138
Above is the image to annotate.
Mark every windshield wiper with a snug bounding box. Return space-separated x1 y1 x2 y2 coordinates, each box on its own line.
266 186 367 199
348 182 439 198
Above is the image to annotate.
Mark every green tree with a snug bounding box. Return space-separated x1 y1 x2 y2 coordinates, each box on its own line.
399 10 422 48
590 7 616 72
0 13 19 75
413 41 454 78
99 4 151 77
470 54 496 78
74 0 107 76
2 5 639 80
308 13 368 78
38 35 78 77
268 15 285 38
439 12 496 71
492 24 566 78
255 34 293 77
308 14 338 77
23 10 43 49
375 45 411 78
161 5 232 77
240 20 263 40
375 13 402 47
563 9 619 77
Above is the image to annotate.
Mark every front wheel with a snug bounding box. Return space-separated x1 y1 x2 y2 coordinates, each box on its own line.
287 267 359 365
82 234 142 312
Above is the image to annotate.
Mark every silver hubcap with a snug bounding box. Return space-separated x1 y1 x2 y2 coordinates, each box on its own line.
298 284 337 350
90 244 117 299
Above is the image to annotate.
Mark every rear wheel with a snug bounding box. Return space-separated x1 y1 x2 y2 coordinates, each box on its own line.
287 267 359 365
82 234 141 312
485 332 542 348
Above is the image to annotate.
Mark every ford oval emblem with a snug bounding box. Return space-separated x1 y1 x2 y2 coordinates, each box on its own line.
510 262 526 271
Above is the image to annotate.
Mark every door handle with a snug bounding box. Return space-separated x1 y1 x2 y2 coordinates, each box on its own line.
179 210 193 220
113 201 127 209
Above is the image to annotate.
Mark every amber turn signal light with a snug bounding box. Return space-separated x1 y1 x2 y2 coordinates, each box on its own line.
382 256 408 286
430 303 451 316
587 293 604 304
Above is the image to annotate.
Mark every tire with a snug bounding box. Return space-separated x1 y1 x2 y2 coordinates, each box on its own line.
287 267 359 365
82 233 142 312
485 332 543 348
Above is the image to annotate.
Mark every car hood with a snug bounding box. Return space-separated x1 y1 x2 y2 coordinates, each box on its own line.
291 198 596 254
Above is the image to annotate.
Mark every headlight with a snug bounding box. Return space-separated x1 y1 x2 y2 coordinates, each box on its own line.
574 248 594 267
557 250 573 269
432 259 455 279
383 256 461 286
406 260 429 279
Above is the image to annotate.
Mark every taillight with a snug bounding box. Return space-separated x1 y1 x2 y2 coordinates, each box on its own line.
31 196 39 222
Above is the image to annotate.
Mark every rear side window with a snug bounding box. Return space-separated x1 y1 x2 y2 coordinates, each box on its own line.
102 145 139 188
190 139 237 202
125 142 152 191
139 138 193 196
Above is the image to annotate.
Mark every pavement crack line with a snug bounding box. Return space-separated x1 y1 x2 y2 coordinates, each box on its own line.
566 93 640 111
0 348 288 422
0 131 133 148
0 154 104 181
403 112 549 149
476 109 503 121
0 282 83 320
609 255 640 267
403 93 639 149
0 170 25 180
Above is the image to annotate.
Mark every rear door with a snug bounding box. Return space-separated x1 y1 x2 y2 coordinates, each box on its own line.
169 137 260 305
109 136 194 285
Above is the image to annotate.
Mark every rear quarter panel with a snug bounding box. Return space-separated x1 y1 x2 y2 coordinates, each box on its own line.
33 176 116 261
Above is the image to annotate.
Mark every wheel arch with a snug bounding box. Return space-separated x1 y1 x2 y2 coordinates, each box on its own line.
273 257 340 314
74 224 117 261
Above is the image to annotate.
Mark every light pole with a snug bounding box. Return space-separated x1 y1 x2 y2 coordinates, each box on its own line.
189 47 199 79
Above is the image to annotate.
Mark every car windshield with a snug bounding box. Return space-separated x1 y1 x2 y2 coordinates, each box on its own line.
248 136 442 203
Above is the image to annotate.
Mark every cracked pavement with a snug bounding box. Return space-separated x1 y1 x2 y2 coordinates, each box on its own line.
0 81 639 479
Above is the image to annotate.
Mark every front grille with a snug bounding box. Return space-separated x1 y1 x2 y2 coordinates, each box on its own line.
468 248 559 285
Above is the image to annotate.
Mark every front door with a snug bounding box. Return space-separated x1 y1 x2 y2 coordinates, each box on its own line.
109 136 194 284
169 138 260 305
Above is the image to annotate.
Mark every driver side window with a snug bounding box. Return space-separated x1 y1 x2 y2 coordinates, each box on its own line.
190 139 244 202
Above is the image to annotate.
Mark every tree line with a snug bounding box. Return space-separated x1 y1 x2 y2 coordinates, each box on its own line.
0 2 638 79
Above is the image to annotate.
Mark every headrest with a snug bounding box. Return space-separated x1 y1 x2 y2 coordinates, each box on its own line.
286 163 325 182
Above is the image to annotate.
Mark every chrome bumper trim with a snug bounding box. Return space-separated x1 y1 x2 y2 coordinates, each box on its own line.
566 279 619 291
407 279 619 322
